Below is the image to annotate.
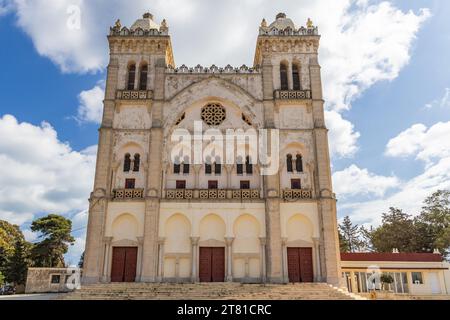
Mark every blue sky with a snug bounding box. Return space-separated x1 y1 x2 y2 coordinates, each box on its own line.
1 0 450 265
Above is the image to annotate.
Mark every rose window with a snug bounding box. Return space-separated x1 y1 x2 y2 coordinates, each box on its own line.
201 103 226 126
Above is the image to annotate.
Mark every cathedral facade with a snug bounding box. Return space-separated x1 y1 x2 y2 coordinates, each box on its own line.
83 12 341 286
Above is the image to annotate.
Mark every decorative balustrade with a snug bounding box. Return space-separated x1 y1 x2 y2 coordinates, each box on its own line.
113 188 144 200
165 189 261 200
259 26 319 36
166 64 260 75
274 90 312 100
282 189 313 200
116 90 153 100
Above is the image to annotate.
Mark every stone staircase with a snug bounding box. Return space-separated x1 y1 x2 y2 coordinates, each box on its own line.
61 282 364 300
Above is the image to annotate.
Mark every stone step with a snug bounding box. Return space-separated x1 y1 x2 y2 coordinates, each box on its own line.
61 282 362 300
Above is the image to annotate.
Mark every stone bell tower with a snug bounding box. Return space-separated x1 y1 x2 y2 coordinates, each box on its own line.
254 13 341 285
83 12 174 284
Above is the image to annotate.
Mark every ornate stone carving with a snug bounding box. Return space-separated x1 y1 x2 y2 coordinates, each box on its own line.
201 103 226 126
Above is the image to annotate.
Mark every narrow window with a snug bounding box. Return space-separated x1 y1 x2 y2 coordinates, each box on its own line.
125 179 136 189
246 156 253 175
208 180 218 189
237 156 244 175
139 64 148 90
296 155 303 173
293 64 301 90
280 63 288 90
133 154 140 172
183 163 190 175
123 153 131 172
127 64 136 90
173 156 181 174
286 154 293 173
205 157 212 175
240 181 250 190
215 160 222 175
412 272 423 284
176 180 186 189
291 179 301 190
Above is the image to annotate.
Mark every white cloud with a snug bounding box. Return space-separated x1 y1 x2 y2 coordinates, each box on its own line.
22 229 38 242
66 236 86 267
2 1 430 158
385 121 450 165
340 120 450 226
424 88 450 109
333 164 400 198
76 84 104 124
326 110 360 157
0 114 96 226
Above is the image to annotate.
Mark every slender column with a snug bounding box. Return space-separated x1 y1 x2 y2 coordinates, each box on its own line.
193 165 202 189
225 237 235 282
136 237 144 282
101 237 113 283
190 237 200 282
225 165 233 189
281 237 289 283
259 237 267 283
312 237 322 282
157 237 165 282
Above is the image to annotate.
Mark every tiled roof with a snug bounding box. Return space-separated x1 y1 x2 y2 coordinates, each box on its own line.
341 252 443 262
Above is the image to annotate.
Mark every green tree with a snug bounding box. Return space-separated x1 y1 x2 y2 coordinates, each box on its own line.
0 220 28 280
339 231 350 253
339 216 364 252
30 214 75 268
5 239 30 286
0 271 5 287
370 208 419 253
415 190 450 258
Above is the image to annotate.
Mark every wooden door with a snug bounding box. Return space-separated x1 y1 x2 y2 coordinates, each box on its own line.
199 247 225 282
299 248 313 282
111 247 138 283
287 247 313 283
211 247 225 282
287 248 301 283
199 247 212 282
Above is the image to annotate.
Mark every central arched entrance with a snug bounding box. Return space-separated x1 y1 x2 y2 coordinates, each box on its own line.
198 214 226 282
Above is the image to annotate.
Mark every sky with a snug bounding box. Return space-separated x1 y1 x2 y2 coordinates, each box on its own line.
0 0 450 265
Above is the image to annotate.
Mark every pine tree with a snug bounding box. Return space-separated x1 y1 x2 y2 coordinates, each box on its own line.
339 216 364 252
5 239 30 286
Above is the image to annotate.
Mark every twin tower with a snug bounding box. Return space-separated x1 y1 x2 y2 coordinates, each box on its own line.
83 12 341 286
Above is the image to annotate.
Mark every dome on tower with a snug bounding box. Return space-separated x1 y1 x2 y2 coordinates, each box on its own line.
269 13 296 30
131 12 160 31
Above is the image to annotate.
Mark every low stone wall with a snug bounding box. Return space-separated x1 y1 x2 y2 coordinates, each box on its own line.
25 268 82 294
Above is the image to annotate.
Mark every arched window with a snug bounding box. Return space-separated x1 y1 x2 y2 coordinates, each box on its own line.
280 63 288 90
214 158 222 175
139 64 148 90
173 156 181 174
286 154 293 173
183 156 190 175
246 156 253 175
123 154 131 172
293 64 301 90
133 154 140 172
236 156 244 175
205 156 212 175
296 155 303 173
127 64 136 90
